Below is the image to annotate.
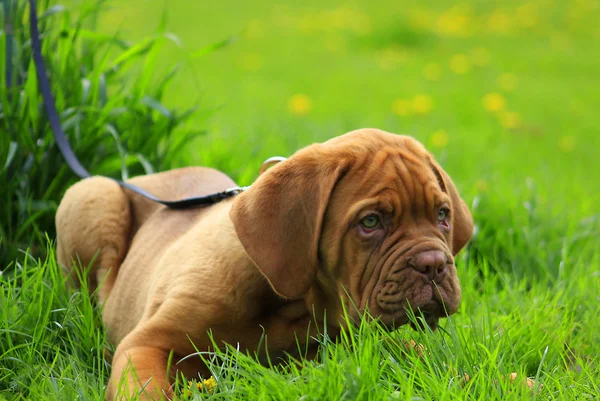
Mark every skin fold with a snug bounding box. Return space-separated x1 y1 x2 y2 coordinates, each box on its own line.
55 128 473 400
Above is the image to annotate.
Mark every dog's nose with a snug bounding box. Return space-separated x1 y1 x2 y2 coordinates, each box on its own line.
408 250 448 280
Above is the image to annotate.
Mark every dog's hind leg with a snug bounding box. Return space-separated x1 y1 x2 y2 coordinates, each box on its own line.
56 176 131 304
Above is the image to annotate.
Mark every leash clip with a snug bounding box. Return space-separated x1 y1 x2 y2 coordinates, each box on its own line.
225 186 249 195
259 156 288 175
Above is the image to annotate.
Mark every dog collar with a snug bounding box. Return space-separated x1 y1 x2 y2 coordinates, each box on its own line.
259 156 288 175
224 156 287 195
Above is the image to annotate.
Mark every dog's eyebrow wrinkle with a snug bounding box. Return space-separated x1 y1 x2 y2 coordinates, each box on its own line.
428 162 447 193
400 156 441 219
398 158 415 198
396 148 422 166
374 148 392 167
413 162 428 217
392 158 414 215
390 177 409 222
424 182 437 213
350 150 378 175
368 186 394 202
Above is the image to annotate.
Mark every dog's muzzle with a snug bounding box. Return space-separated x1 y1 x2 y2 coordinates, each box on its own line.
373 249 460 330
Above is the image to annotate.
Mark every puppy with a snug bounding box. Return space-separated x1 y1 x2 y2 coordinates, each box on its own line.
56 128 473 400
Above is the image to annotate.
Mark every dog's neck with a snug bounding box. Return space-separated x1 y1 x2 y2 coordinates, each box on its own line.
302 273 346 330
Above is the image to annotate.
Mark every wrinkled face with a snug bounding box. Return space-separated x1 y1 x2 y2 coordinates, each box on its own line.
320 145 462 330
231 129 472 332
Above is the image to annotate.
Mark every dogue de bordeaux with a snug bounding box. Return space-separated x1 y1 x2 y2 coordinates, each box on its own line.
56 128 473 400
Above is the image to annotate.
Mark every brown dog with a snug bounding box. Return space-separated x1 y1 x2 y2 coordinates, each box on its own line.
56 128 473 400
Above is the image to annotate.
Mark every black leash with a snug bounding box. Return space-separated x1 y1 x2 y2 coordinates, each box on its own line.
28 0 246 209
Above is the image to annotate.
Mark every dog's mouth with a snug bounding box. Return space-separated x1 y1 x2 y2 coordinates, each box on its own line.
373 266 460 331
378 305 442 331
379 313 439 331
409 312 440 331
375 295 447 331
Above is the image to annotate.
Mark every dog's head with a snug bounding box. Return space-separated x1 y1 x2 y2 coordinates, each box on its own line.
231 128 473 330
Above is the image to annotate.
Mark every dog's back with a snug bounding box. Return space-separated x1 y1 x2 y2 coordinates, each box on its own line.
56 167 237 305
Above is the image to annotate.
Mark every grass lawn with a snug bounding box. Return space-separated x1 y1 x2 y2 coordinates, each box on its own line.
1 0 599 400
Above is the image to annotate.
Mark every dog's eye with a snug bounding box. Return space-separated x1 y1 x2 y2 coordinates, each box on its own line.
438 208 450 230
360 214 380 229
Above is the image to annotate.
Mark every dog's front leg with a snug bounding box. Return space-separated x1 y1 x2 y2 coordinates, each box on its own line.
104 300 325 400
106 343 174 401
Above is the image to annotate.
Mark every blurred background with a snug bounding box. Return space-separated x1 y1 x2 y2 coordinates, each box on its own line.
92 0 599 185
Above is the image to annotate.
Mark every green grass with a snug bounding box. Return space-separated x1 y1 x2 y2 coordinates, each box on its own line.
0 0 207 266
1 0 600 399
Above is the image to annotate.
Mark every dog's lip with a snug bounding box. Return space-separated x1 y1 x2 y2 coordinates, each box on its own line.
380 314 439 331
409 313 440 331
380 308 441 331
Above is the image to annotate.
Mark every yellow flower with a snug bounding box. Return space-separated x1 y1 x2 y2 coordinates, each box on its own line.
499 111 521 128
376 48 406 70
449 54 470 74
497 73 518 92
423 63 441 81
482 93 506 112
516 4 539 28
237 53 263 72
436 5 473 37
487 10 513 34
470 47 491 67
244 20 265 40
202 377 217 392
476 179 489 193
287 94 313 115
298 13 320 34
326 8 347 31
431 130 449 148
559 136 576 152
391 99 411 116
324 36 346 53
186 377 217 395
408 8 435 30
412 95 433 115
348 11 372 35
312 7 371 35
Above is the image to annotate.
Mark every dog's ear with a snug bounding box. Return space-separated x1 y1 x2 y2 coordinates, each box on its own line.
427 157 473 255
230 148 348 299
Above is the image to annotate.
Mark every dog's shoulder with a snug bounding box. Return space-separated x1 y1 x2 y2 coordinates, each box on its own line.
122 167 237 233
